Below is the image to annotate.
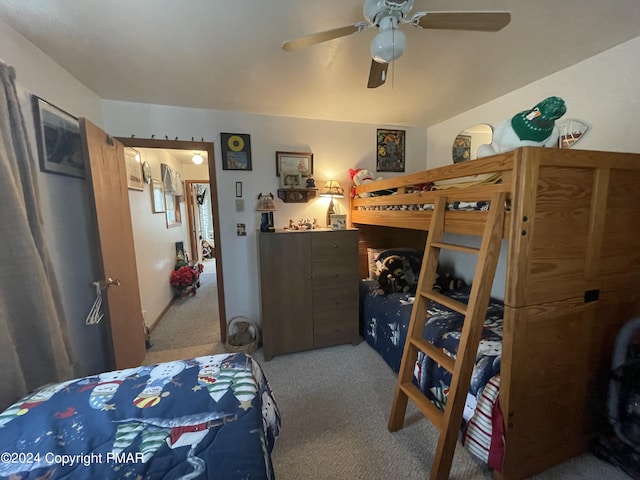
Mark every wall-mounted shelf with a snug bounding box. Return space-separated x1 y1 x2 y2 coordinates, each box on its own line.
277 188 317 203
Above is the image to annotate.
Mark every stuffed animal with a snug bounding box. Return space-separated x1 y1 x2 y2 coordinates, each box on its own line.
432 272 466 293
376 255 410 295
349 168 383 198
229 321 253 347
477 96 567 158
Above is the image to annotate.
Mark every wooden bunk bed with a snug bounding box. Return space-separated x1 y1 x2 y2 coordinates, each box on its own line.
351 146 640 479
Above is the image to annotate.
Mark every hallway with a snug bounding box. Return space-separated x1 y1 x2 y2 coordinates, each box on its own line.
143 259 226 364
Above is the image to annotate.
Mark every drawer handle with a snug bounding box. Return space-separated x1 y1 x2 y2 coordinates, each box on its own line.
333 244 338 248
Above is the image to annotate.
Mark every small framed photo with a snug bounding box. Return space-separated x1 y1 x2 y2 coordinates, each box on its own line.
330 214 347 230
32 95 85 178
376 128 405 172
165 194 181 228
221 133 252 170
276 151 313 177
280 171 302 189
235 181 243 198
151 180 166 213
124 147 144 190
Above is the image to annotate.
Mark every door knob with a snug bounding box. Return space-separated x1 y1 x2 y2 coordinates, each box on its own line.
101 277 121 289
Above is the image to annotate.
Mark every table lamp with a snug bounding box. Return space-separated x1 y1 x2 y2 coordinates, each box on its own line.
320 180 344 227
256 193 277 232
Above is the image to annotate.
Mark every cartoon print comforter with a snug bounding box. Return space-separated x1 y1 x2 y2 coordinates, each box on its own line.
0 353 280 480
415 287 503 417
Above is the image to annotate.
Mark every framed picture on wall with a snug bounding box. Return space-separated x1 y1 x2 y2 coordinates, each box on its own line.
165 194 181 228
275 151 313 177
452 134 471 163
220 133 252 170
124 147 144 190
151 180 166 213
376 128 405 172
32 95 85 179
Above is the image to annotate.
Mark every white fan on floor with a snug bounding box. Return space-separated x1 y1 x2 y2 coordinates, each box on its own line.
282 0 510 88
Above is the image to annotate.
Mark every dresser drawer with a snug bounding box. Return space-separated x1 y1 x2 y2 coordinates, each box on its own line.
312 260 358 281
311 230 358 262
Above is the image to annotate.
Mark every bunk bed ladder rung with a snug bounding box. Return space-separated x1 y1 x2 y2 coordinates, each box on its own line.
430 241 480 255
388 191 506 480
420 290 467 315
410 337 455 374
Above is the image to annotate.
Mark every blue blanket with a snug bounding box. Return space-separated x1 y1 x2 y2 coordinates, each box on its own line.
0 353 280 479
361 281 503 411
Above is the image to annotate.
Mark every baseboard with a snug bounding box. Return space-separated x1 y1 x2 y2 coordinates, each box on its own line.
148 298 176 332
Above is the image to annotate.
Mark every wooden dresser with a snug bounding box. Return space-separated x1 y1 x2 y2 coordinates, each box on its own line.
257 229 360 360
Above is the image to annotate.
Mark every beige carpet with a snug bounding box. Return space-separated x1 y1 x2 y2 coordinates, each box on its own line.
141 275 629 479
146 270 220 353
253 344 629 480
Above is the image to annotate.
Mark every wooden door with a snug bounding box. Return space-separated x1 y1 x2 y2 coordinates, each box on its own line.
81 118 146 368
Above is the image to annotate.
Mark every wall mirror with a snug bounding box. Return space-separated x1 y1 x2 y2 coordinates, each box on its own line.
452 124 493 163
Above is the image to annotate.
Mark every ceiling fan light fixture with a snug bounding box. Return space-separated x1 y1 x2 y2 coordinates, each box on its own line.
192 153 204 165
371 27 406 63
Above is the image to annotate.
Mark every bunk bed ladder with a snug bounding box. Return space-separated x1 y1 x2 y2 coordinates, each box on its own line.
388 191 506 480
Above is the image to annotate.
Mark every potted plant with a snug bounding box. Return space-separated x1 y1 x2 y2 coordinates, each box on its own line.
170 264 203 297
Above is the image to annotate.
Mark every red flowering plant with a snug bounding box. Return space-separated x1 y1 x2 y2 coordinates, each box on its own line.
170 265 202 291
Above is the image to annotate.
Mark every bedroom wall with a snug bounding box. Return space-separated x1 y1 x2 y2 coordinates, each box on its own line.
426 36 640 300
0 17 110 376
101 101 428 329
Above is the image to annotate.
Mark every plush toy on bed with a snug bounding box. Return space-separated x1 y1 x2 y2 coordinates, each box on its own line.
433 272 466 293
349 168 383 198
376 255 411 294
477 96 567 158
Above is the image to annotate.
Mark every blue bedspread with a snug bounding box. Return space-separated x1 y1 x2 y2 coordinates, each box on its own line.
360 280 503 412
0 353 280 480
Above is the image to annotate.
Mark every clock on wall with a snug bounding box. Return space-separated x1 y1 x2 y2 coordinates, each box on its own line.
142 161 152 184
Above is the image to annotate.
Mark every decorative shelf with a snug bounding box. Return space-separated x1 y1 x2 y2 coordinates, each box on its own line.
277 188 317 203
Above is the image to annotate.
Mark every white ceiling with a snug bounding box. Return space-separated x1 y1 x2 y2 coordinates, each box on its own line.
1 0 639 128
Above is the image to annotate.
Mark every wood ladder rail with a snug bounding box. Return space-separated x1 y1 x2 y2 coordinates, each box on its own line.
388 191 506 480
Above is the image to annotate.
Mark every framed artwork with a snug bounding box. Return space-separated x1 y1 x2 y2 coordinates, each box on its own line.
32 95 85 178
452 134 472 163
124 147 144 190
279 171 303 189
220 133 252 170
235 181 243 198
151 180 166 213
165 194 182 228
376 129 405 172
275 151 313 177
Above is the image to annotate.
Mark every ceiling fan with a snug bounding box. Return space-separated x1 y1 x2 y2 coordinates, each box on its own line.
281 0 510 88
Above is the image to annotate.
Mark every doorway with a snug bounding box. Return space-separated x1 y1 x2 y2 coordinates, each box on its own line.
117 137 227 344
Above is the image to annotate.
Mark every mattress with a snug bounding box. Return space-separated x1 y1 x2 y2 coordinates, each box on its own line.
360 280 504 459
0 353 280 480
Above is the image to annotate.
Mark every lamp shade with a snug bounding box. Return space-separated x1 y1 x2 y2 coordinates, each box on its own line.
319 180 344 198
256 192 277 211
192 153 204 165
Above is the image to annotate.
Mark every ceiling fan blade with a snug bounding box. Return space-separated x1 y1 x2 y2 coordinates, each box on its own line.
282 23 367 52
417 12 511 32
367 60 388 89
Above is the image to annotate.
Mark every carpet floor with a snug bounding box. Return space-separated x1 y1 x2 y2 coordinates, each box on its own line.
146 270 220 352
251 344 630 480
140 274 629 479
